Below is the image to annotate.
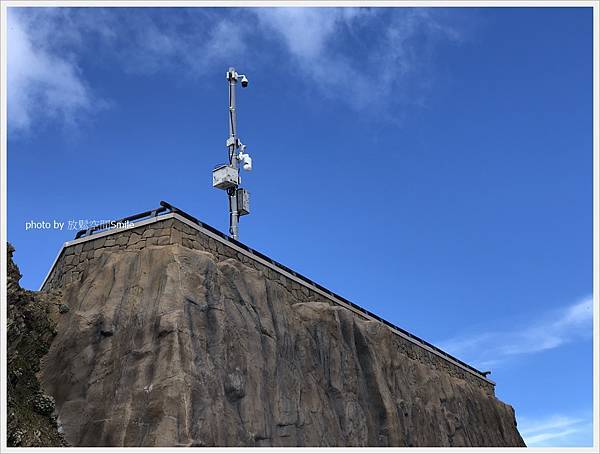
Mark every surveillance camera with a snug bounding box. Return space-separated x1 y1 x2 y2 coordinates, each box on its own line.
238 152 252 171
240 75 249 87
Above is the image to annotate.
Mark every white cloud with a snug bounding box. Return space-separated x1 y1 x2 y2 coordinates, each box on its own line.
7 7 461 134
519 414 592 447
7 10 95 132
254 8 460 112
438 295 594 368
6 8 248 134
256 8 343 60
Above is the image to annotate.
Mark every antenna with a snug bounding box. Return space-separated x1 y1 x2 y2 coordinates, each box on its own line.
212 67 252 240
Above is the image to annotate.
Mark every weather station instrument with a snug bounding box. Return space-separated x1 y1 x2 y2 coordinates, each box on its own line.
212 67 252 240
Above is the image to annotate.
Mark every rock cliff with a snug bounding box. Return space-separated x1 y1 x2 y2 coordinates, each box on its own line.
6 244 67 447
34 216 524 447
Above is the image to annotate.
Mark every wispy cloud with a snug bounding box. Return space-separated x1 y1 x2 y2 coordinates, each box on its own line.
519 413 593 447
7 7 462 134
106 10 248 76
7 9 97 133
254 8 461 113
438 295 593 368
7 8 247 134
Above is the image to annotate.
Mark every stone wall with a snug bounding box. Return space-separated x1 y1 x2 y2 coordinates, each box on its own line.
42 216 494 396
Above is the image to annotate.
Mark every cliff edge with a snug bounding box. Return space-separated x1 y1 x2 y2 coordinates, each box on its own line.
6 244 67 447
35 215 525 447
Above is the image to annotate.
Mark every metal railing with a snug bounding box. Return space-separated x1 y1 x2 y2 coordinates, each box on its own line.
74 201 182 239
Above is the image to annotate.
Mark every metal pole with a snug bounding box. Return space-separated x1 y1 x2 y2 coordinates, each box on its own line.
228 188 238 239
228 67 239 240
228 70 237 163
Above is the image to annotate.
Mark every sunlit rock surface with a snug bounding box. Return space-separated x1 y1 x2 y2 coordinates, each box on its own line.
39 219 525 447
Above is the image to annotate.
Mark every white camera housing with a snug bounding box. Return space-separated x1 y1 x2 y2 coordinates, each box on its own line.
238 151 252 171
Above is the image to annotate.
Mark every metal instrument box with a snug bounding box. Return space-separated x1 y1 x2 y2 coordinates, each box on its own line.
212 165 239 189
237 188 250 216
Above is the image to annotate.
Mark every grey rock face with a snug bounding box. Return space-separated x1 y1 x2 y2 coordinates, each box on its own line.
6 244 67 447
39 225 525 447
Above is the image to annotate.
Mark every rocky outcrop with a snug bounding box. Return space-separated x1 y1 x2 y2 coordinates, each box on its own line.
36 220 525 447
6 244 67 447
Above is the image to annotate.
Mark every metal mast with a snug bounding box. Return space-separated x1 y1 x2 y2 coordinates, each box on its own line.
212 67 252 240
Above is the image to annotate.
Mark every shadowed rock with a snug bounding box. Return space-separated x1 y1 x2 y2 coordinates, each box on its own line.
6 244 67 447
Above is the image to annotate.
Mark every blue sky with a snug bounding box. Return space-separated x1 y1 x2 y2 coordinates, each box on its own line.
6 6 595 448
